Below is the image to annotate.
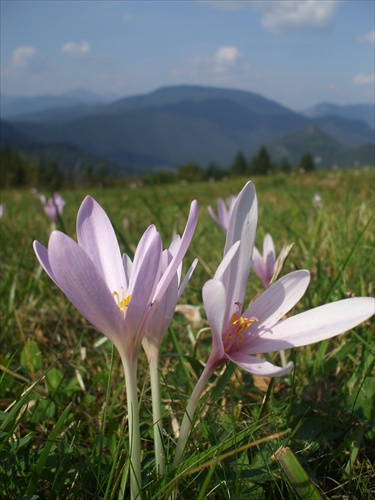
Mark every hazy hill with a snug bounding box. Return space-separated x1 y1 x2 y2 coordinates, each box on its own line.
269 125 374 167
0 90 114 120
302 102 375 130
2 85 374 172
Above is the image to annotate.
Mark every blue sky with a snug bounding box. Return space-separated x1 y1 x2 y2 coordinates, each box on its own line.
1 0 374 110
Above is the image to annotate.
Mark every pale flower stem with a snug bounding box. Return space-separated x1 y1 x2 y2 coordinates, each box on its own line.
119 355 142 500
149 352 166 476
173 363 215 468
280 349 287 367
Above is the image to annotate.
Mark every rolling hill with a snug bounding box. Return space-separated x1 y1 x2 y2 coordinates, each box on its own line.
1 85 374 173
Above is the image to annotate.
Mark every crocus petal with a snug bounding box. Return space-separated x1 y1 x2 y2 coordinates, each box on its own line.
33 240 58 285
246 297 375 355
153 200 198 303
47 231 124 346
202 279 227 359
77 196 125 294
242 270 311 340
177 258 198 300
264 233 276 282
122 253 133 285
252 246 268 287
207 206 220 227
126 231 163 344
227 351 294 377
222 181 257 317
128 225 158 293
214 241 240 281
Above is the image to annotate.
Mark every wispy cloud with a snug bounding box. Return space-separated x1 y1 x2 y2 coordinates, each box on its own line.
352 73 375 86
61 41 91 57
358 30 375 44
214 46 240 73
254 0 341 33
9 46 47 74
11 46 37 69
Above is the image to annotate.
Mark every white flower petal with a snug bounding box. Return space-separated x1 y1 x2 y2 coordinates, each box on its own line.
243 270 310 336
227 351 294 377
77 196 125 294
47 231 124 347
246 297 375 354
202 279 227 359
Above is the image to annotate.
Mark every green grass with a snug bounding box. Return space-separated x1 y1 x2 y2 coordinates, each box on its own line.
1 168 374 499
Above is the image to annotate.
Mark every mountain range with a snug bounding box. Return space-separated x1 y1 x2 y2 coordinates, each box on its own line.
1 85 374 175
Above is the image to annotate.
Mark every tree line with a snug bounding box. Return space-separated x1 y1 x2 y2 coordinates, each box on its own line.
0 144 315 190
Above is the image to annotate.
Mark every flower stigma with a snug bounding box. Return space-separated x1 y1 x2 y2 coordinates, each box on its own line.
112 287 132 316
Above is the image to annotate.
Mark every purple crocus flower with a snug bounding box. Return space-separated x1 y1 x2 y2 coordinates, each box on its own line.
40 192 65 222
207 195 237 233
252 233 289 288
33 195 198 497
174 180 374 466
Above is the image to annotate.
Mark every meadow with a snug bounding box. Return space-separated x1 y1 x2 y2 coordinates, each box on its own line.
1 167 374 499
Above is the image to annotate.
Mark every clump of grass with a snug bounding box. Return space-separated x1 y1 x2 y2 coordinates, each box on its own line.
1 168 374 498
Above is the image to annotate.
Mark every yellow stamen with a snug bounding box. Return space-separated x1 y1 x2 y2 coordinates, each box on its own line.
112 288 131 315
230 314 257 347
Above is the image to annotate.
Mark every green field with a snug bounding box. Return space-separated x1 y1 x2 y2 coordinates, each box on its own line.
1 168 374 499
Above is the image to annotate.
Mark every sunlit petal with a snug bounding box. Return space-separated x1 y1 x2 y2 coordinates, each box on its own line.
77 196 125 293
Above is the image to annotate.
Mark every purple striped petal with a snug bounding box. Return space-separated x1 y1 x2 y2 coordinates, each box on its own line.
245 297 375 355
77 196 125 294
242 270 310 345
203 279 227 359
153 200 198 304
47 231 124 346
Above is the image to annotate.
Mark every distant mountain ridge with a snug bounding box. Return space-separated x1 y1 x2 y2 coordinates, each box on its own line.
302 102 375 130
1 85 374 173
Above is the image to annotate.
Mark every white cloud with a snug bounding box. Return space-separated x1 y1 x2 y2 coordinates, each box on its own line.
214 46 240 73
253 0 341 33
215 46 240 66
61 41 91 57
11 46 37 69
352 73 375 85
358 30 375 44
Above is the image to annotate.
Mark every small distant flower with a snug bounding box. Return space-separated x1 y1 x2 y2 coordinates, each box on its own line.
39 192 65 222
208 195 237 233
252 233 291 288
313 193 323 209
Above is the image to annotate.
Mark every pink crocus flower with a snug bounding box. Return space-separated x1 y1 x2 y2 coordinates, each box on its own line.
174 180 374 466
40 192 65 222
252 233 289 288
207 195 237 233
33 195 198 498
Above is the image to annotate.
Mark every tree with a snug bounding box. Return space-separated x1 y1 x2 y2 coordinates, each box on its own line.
177 162 205 183
249 146 273 175
229 151 248 177
298 151 315 172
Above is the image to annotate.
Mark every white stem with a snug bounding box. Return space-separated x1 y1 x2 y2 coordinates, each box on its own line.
149 351 166 476
173 363 215 468
119 355 142 499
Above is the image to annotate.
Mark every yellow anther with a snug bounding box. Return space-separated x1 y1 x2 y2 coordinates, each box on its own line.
112 288 131 316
